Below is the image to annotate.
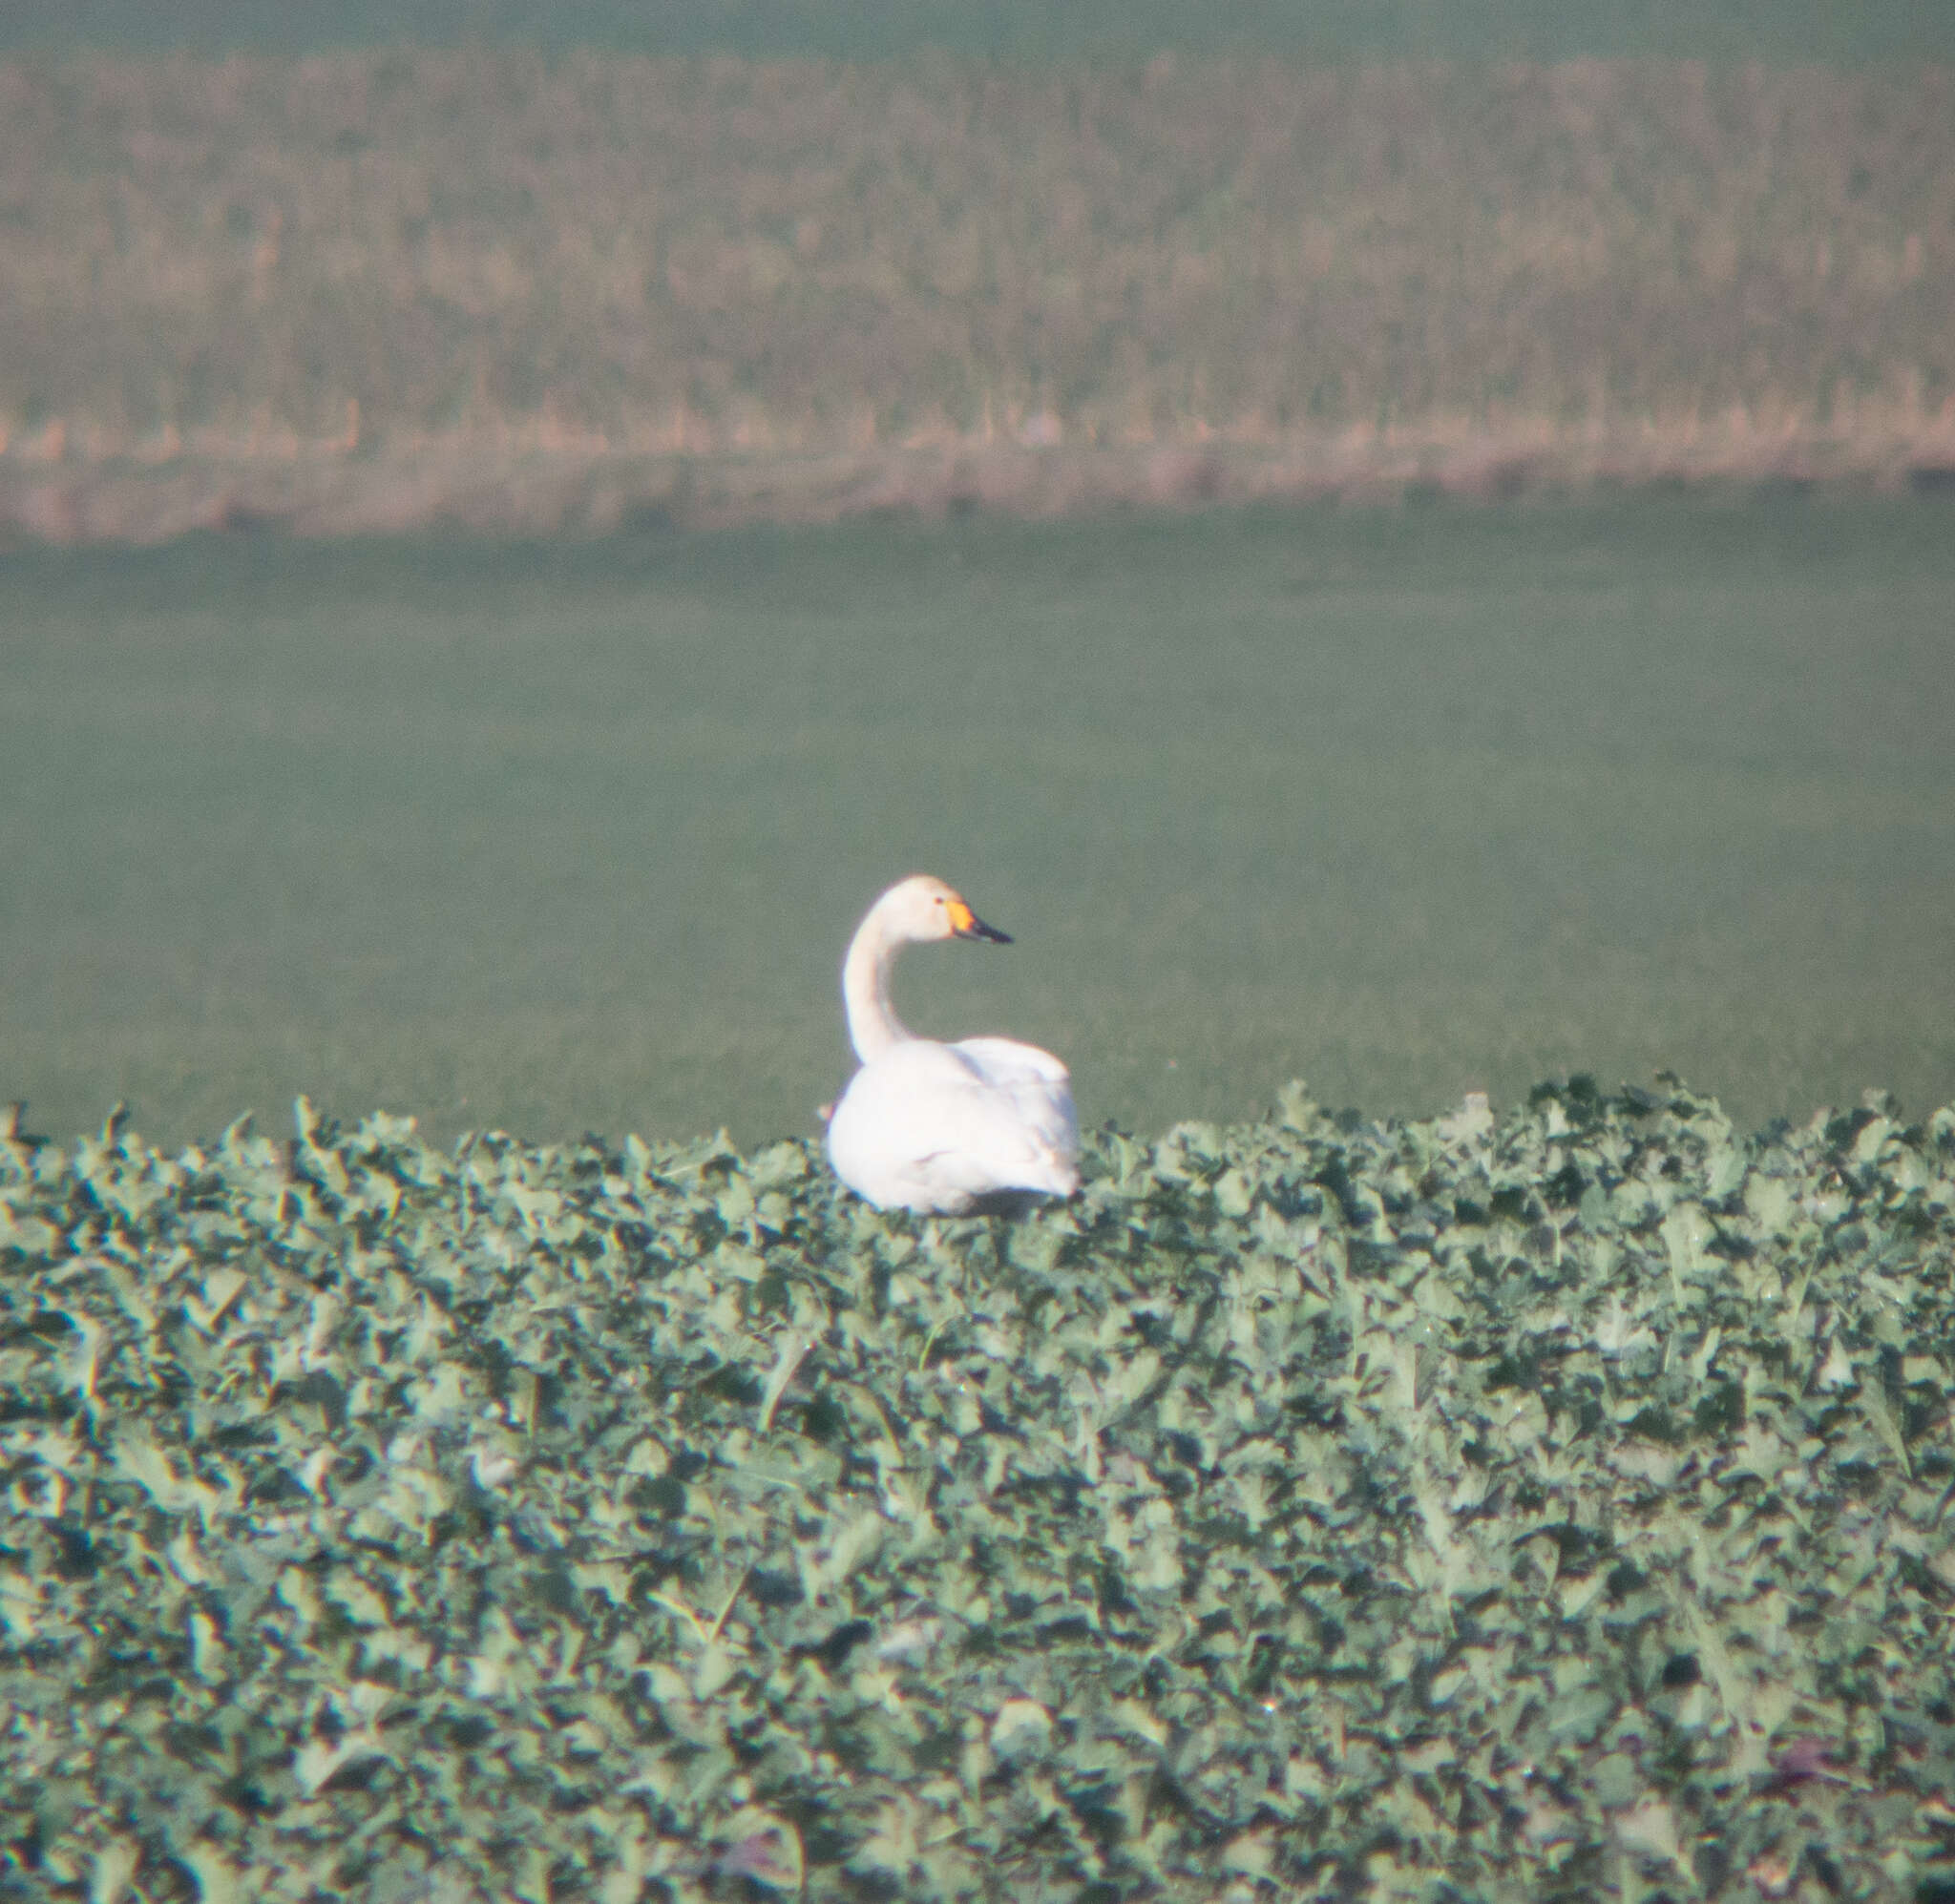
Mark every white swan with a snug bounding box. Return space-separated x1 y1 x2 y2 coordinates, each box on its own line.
825 875 1080 1213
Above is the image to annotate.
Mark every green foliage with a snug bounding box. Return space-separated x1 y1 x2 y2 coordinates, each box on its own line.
3 1080 1954 1901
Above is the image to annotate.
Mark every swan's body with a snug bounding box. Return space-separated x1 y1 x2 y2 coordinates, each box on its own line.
825 876 1080 1213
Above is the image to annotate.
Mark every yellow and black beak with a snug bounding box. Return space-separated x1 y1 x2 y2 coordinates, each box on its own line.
947 898 1012 944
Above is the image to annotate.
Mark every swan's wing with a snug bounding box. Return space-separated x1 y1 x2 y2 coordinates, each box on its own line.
827 1039 1078 1212
951 1036 1070 1086
950 1036 1079 1169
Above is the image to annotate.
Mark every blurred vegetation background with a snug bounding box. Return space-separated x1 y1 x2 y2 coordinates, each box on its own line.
3 6 1952 1141
1 45 1950 534
8 499 1954 1145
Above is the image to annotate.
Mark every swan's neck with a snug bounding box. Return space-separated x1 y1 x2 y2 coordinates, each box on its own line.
842 905 914 1064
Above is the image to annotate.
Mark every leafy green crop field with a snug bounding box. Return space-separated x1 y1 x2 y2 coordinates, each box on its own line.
4 1078 1952 1900
4 495 1954 1148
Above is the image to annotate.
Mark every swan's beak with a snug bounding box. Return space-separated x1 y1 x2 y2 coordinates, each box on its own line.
948 899 1012 944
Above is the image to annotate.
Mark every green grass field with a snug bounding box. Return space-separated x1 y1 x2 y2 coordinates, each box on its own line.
4 493 1953 1149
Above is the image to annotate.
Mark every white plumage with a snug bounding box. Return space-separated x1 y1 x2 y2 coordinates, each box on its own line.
825 875 1080 1213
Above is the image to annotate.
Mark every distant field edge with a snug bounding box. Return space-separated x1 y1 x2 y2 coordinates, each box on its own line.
8 1074 1948 1161
7 420 1955 547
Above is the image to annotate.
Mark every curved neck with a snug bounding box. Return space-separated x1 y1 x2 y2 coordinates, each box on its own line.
841 901 914 1064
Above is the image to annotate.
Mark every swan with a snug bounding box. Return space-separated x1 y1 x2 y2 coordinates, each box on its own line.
825 875 1080 1213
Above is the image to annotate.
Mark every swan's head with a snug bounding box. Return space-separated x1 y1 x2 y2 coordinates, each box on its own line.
878 874 1013 947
